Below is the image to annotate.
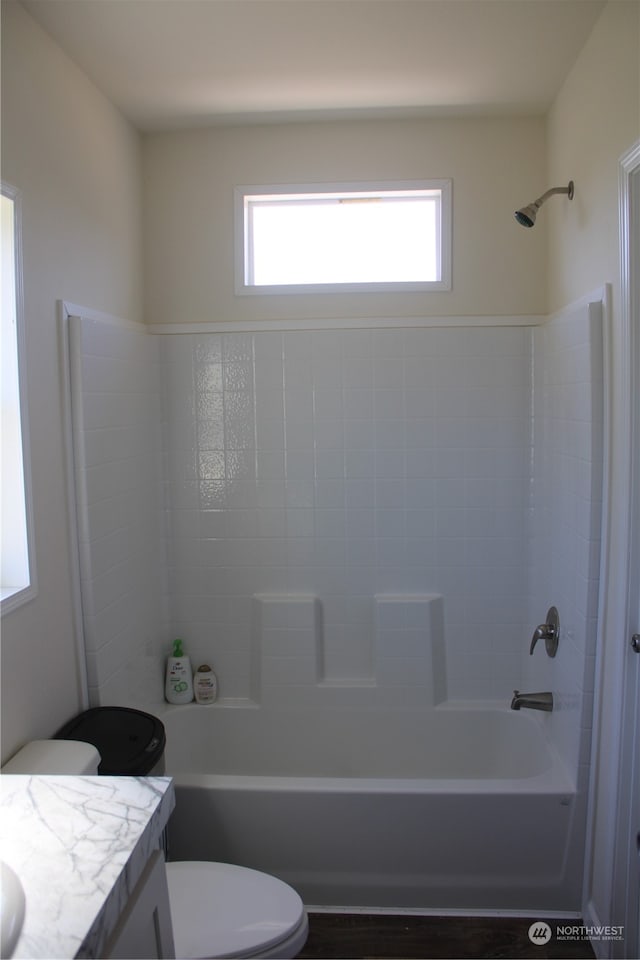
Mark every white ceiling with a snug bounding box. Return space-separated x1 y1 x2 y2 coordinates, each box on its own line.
21 0 606 131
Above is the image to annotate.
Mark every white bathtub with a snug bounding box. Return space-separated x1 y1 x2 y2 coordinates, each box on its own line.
161 703 583 914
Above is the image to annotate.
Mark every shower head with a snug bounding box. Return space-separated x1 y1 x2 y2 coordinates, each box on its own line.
515 181 574 227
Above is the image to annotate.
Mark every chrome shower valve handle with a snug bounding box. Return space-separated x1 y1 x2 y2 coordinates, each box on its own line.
530 606 560 657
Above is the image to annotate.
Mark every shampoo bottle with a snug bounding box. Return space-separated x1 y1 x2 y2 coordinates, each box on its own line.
165 639 194 704
194 664 218 704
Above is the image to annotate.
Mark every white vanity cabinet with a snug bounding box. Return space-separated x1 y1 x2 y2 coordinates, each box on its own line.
104 851 175 960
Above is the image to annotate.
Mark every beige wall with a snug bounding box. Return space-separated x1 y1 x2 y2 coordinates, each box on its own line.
142 116 547 324
0 1 143 761
545 0 640 931
547 0 640 314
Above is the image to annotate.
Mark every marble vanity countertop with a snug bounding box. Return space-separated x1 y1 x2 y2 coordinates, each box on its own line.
0 775 175 959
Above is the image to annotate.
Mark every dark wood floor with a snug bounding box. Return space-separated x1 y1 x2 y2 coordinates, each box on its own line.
297 913 596 959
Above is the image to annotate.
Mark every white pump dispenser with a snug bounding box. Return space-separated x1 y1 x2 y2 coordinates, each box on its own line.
165 639 194 704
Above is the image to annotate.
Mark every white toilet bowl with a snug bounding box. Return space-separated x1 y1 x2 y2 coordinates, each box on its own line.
2 740 308 960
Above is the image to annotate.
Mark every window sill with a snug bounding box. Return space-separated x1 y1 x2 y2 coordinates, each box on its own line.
1 584 37 616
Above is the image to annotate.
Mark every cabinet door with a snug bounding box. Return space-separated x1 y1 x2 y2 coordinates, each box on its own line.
104 850 176 959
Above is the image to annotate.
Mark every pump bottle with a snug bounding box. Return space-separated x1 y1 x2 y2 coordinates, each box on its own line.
165 639 194 704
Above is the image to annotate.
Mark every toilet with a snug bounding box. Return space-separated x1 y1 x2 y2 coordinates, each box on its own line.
2 739 308 959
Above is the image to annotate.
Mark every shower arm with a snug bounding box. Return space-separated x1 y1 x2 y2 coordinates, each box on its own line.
532 182 574 208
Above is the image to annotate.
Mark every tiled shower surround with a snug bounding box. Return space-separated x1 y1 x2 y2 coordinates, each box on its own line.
69 304 603 783
161 326 531 699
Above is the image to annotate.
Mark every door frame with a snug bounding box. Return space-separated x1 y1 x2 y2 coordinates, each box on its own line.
583 139 640 958
610 139 640 960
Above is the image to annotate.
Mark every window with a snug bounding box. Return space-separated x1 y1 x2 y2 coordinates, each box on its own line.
235 180 451 294
1 183 36 612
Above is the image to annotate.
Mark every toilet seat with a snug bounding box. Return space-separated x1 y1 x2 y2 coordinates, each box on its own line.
165 861 308 959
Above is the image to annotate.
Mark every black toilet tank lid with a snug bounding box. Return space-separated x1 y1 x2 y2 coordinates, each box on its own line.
54 706 166 776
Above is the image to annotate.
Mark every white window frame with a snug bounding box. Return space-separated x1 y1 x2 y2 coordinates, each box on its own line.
1 182 37 613
234 179 452 295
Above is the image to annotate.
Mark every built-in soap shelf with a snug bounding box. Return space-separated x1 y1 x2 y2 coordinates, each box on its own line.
374 594 446 704
251 592 446 706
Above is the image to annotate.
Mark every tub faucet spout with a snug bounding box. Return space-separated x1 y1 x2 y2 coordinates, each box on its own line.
511 690 553 712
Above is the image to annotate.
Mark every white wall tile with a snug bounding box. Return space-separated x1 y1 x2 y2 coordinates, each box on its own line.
73 318 601 743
